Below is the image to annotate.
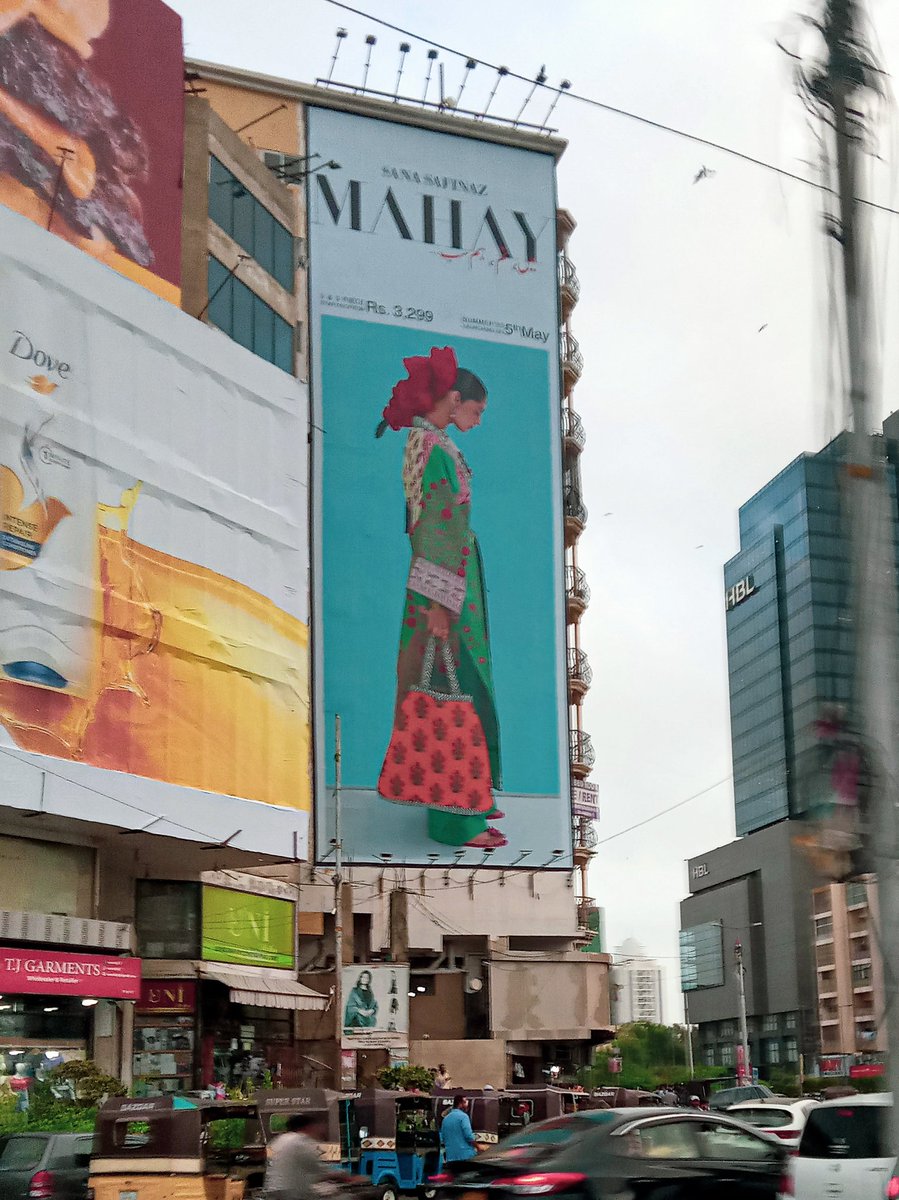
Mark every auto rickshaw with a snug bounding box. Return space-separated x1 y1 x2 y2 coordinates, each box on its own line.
510 1086 601 1122
256 1088 359 1168
591 1086 660 1108
354 1089 441 1197
90 1095 266 1200
432 1090 532 1151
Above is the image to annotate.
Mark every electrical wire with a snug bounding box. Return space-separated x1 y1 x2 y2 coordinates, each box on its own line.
594 777 733 847
322 0 899 219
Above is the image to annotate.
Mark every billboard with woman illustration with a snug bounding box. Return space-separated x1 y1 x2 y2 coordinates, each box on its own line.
308 105 570 867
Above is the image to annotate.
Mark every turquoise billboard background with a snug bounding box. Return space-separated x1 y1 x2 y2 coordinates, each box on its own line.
318 315 567 863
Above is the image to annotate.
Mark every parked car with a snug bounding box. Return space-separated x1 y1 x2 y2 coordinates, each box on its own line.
728 1098 818 1149
431 1107 786 1199
778 1092 892 1198
0 1133 93 1200
710 1084 777 1110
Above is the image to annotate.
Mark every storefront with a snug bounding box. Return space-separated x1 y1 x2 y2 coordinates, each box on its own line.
0 946 141 1093
135 877 328 1094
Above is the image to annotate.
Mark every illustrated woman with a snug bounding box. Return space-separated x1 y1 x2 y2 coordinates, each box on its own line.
376 346 505 849
344 969 378 1029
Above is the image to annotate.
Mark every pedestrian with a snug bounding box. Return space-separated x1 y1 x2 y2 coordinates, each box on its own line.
265 1112 330 1200
440 1095 477 1163
435 1063 452 1089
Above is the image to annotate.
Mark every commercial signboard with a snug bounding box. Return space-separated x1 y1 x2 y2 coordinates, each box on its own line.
572 781 599 819
308 105 570 867
849 1061 884 1079
0 0 183 302
0 207 310 858
0 948 140 998
341 964 409 1050
136 980 196 1014
201 886 295 970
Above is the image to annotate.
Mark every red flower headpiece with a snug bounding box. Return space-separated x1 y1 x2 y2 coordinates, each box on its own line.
380 346 458 433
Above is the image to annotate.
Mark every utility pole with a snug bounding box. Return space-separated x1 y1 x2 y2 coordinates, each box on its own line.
333 715 344 1079
734 940 750 1084
684 992 694 1077
819 0 899 1154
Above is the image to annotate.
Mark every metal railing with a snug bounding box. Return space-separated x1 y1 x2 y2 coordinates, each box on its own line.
558 254 581 304
567 647 593 689
570 729 596 771
564 485 588 527
565 565 591 610
561 407 586 451
560 331 584 378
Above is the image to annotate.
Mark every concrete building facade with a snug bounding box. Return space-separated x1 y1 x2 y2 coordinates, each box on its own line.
611 938 664 1025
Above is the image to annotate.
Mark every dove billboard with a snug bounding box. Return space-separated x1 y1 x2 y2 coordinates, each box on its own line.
308 105 571 868
0 206 310 857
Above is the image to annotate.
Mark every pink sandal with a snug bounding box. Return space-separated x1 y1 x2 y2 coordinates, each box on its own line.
465 828 508 849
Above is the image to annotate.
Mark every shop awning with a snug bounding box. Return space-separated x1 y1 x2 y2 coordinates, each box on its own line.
198 967 329 1012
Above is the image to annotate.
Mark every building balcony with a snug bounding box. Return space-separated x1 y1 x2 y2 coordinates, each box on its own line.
570 729 595 778
568 647 593 701
566 565 590 622
564 485 587 546
560 331 584 390
558 254 580 317
576 896 596 929
556 208 576 250
562 407 586 455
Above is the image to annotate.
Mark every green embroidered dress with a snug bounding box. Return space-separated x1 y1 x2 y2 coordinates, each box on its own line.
379 417 501 845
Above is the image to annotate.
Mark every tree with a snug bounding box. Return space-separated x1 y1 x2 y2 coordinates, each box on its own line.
579 1023 726 1090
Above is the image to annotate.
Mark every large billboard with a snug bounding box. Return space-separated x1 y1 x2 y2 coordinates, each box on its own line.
0 0 183 303
0 205 310 857
308 106 570 867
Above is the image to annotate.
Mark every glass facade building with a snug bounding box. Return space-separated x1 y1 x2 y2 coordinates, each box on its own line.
725 433 879 836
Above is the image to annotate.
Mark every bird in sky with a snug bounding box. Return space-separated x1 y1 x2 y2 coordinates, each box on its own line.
757 323 768 332
693 165 716 184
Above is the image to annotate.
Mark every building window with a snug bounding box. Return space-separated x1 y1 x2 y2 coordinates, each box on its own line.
719 1022 735 1038
703 1047 716 1067
784 1012 797 1030
208 157 294 292
720 1044 734 1066
136 881 201 959
765 1039 780 1065
762 1014 779 1033
783 1036 798 1062
852 962 871 985
815 917 833 940
845 881 867 907
207 256 294 373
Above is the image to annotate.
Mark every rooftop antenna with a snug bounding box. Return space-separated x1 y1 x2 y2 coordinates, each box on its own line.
359 33 377 94
481 65 509 120
422 48 439 105
455 58 477 109
539 78 571 131
393 42 411 100
326 28 348 85
513 65 548 126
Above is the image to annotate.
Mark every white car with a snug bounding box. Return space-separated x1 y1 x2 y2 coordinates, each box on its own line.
728 1097 818 1149
778 1092 892 1198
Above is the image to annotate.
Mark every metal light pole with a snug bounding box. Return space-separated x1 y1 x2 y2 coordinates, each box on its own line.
684 992 694 1077
818 0 899 1153
333 715 344 1078
734 940 750 1084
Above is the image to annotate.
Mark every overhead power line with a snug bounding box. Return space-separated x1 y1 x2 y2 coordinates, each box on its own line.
594 777 732 846
322 0 899 219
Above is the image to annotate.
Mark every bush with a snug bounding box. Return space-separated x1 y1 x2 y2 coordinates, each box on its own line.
48 1060 126 1107
376 1065 435 1092
0 1082 96 1135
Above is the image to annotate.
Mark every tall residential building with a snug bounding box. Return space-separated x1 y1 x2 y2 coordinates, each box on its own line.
611 939 664 1025
179 60 610 1088
812 875 885 1059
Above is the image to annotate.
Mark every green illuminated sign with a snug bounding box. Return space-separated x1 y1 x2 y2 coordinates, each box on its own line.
201 886 295 969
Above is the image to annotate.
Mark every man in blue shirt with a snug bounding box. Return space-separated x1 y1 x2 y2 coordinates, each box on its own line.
440 1095 477 1163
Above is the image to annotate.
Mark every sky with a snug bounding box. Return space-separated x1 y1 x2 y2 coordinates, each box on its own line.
167 0 899 1022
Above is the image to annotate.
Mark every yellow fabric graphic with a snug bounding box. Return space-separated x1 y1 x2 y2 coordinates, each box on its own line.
0 486 309 811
